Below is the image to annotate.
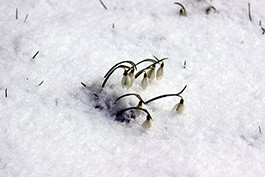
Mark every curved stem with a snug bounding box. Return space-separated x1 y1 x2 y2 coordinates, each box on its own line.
135 66 153 79
135 55 164 66
116 107 151 118
248 3 252 22
135 58 157 66
206 5 216 14
153 55 160 61
174 2 187 16
135 58 169 78
115 93 146 104
104 60 137 78
102 65 130 87
209 5 216 11
145 85 187 104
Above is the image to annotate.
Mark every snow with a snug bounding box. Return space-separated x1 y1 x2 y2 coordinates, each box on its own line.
1 0 265 176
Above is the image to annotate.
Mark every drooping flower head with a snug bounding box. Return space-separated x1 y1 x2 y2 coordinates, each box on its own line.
129 68 135 88
141 72 148 90
156 62 164 80
147 65 156 82
135 101 143 117
173 98 185 114
141 115 153 129
121 70 131 89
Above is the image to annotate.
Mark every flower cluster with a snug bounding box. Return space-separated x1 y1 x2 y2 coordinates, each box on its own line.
100 56 186 130
139 62 164 90
115 85 187 129
102 56 167 90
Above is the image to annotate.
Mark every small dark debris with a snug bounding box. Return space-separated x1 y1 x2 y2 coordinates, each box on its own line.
95 105 103 109
16 8 18 19
248 3 252 22
32 51 39 59
81 82 87 88
5 88 7 97
180 9 184 15
99 0 107 10
93 92 99 98
115 110 135 123
240 135 246 140
261 27 265 35
24 14 28 23
38 80 44 86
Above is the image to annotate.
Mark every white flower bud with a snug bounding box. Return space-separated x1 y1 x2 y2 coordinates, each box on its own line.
173 98 185 114
129 69 135 88
141 72 148 90
121 70 131 89
135 101 143 117
147 66 155 82
156 62 164 80
141 115 152 129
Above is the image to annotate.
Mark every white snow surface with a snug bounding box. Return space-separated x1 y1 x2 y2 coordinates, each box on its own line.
1 0 265 176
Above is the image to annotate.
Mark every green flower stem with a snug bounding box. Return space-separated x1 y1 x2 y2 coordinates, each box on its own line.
206 5 216 14
102 65 130 87
145 85 187 104
115 93 145 104
152 55 160 61
135 55 161 66
104 60 137 78
135 58 157 66
135 58 169 79
209 5 216 11
135 66 153 79
174 2 187 16
116 107 152 118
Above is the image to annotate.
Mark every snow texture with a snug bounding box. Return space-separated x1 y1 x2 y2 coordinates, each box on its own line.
0 0 265 176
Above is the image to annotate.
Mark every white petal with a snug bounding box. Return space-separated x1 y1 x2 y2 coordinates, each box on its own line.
135 109 142 117
141 119 152 129
156 67 164 80
129 72 135 87
135 103 143 117
173 103 185 114
147 68 155 82
141 78 148 90
121 75 131 89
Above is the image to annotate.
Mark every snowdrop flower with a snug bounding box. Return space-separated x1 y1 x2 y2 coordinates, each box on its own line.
206 5 216 15
121 70 131 89
141 72 148 90
102 65 131 88
147 66 155 82
173 98 185 114
156 62 164 80
174 2 187 17
129 68 135 88
141 115 152 129
135 101 143 117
